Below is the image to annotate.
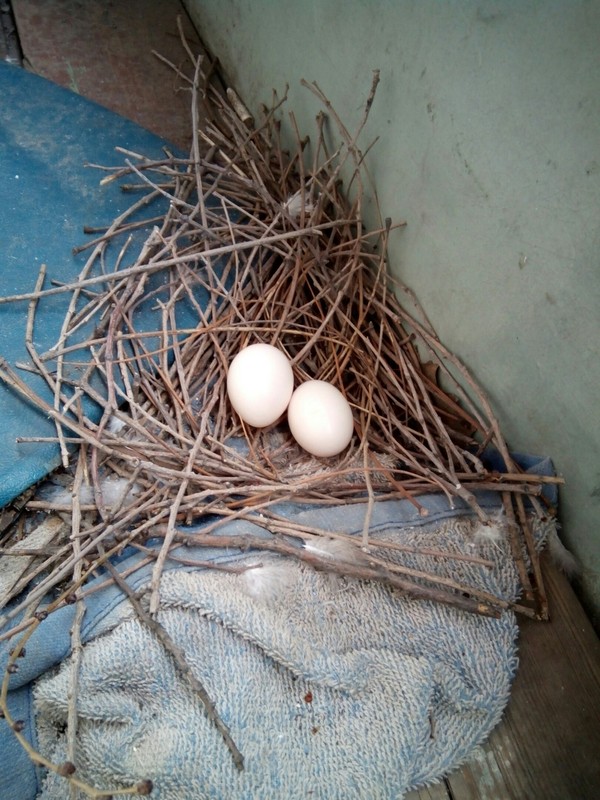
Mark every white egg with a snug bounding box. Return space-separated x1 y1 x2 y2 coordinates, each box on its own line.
227 343 294 427
287 380 354 457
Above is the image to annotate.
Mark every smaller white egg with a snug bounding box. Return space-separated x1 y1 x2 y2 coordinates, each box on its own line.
287 380 354 457
227 343 294 428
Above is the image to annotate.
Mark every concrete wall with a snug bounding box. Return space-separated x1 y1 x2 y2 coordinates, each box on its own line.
185 0 600 620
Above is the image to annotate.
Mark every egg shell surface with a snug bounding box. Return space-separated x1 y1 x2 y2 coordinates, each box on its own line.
227 343 294 427
287 380 354 457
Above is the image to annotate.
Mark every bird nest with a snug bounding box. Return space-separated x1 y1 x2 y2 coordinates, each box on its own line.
0 31 560 794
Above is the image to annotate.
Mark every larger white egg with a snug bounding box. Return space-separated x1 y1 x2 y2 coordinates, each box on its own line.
227 343 294 427
287 380 354 457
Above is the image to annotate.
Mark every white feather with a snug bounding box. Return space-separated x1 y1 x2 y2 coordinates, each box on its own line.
96 476 140 509
36 483 76 507
241 561 297 602
303 537 363 563
473 517 505 545
106 415 127 434
473 525 503 545
283 189 315 219
546 527 580 579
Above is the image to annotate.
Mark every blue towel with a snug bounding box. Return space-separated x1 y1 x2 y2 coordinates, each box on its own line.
0 454 555 799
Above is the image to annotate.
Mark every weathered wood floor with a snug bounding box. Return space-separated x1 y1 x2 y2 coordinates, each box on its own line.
4 1 600 797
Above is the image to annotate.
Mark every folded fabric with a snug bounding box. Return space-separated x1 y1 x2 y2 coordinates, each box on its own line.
0 455 556 799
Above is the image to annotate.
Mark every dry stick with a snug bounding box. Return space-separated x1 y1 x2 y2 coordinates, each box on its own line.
148 420 212 614
26 197 171 455
101 553 244 771
295 262 473 505
54 233 119 472
514 492 548 619
24 500 97 513
305 70 391 259
0 221 353 305
456 481 542 496
79 555 156 601
0 357 112 456
300 71 379 229
133 541 249 572
190 52 211 239
260 513 494 567
0 546 63 557
502 492 533 598
0 516 69 616
24 264 70 467
174 529 502 618
363 552 511 610
116 336 138 412
0 494 171 636
91 257 153 516
158 299 186 439
400 306 514 470
43 273 134 359
358 269 386 544
368 451 428 515
66 451 87 799
0 536 73 616
73 213 166 254
98 361 197 450
123 158 196 212
396 321 491 439
1 357 211 487
456 472 562 486
402 344 471 474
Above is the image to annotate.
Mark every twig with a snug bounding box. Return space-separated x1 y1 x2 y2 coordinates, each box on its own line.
102 553 245 770
66 452 86 798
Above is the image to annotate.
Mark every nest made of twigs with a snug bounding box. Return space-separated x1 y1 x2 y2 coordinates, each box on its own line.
0 27 560 794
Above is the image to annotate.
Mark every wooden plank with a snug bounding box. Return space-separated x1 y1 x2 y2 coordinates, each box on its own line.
406 781 451 800
445 746 515 799
0 516 67 608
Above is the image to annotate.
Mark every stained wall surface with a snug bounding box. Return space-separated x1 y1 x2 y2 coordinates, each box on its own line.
184 0 600 620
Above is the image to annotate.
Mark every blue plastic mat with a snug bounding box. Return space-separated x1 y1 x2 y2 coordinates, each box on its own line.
0 62 193 507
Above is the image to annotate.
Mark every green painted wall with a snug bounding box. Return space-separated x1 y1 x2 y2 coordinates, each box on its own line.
185 0 600 620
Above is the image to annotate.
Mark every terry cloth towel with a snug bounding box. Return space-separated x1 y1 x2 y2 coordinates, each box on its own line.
0 456 556 800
